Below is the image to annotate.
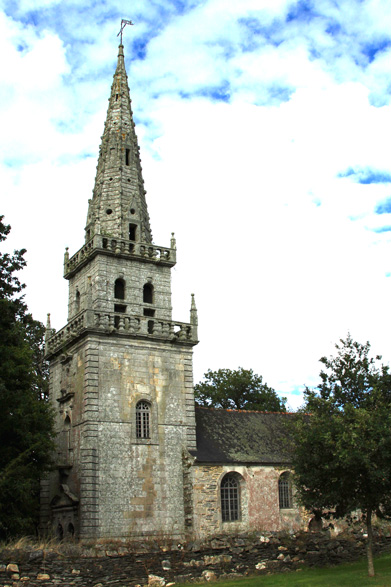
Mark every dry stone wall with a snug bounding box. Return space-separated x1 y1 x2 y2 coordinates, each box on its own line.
1 530 391 587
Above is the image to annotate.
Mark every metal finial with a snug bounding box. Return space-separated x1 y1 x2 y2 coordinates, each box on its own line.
117 19 134 44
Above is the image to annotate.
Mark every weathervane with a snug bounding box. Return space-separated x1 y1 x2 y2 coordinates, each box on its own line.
117 19 133 44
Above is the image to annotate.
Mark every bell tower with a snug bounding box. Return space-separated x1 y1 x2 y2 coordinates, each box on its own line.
41 42 198 540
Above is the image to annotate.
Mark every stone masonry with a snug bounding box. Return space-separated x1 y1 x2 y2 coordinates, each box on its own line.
192 464 303 539
41 43 198 541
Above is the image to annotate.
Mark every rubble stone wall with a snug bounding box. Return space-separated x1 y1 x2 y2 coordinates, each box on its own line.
192 464 305 538
2 530 391 587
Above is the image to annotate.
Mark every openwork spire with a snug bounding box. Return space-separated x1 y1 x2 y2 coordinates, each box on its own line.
85 44 152 244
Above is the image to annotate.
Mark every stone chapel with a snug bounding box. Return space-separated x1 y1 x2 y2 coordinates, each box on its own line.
41 43 303 541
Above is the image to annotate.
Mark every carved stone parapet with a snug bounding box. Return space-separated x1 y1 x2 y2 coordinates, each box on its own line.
64 238 95 276
84 309 95 329
45 309 198 357
64 236 176 278
45 313 85 357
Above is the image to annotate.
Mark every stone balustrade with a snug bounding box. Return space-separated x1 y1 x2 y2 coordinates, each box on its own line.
46 313 86 355
64 235 175 277
45 310 195 357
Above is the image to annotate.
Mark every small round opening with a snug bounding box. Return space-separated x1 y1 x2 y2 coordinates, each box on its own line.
109 177 113 181
130 208 135 215
106 209 113 215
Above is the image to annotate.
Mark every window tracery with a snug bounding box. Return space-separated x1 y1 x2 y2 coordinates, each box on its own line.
278 471 293 509
136 400 151 439
221 473 241 522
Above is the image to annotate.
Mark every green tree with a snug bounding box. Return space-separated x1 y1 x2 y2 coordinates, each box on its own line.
291 334 391 577
0 216 54 539
194 367 286 412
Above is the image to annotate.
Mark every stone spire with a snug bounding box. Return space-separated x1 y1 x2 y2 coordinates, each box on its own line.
85 44 152 244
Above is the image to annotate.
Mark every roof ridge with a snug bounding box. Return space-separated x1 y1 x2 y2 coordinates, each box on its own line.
195 405 298 415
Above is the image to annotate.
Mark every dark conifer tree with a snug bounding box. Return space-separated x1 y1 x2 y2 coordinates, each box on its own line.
0 216 54 538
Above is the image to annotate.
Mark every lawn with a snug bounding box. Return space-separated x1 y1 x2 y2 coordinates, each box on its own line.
180 553 391 587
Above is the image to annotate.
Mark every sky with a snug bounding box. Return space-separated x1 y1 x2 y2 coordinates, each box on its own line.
2 0 391 410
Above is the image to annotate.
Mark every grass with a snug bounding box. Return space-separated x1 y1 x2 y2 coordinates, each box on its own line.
0 535 82 558
178 553 391 587
0 536 57 551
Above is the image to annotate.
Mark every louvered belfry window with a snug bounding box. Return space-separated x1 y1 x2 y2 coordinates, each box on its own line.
221 474 240 521
136 401 151 439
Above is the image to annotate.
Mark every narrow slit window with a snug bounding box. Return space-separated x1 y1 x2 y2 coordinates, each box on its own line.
64 415 71 455
136 401 151 439
75 290 81 313
125 148 130 165
129 224 137 241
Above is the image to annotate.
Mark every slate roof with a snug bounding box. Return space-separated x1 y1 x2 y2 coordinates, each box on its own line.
193 406 295 465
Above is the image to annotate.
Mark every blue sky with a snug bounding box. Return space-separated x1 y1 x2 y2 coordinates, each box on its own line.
2 0 391 409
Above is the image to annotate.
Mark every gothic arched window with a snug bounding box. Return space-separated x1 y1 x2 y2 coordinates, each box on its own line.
278 472 293 509
114 278 125 300
221 473 241 522
136 401 151 439
143 283 153 304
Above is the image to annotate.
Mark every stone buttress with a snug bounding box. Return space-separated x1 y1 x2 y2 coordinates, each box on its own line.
40 44 198 540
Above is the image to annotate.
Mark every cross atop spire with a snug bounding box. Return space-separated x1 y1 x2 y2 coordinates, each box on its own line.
117 19 133 45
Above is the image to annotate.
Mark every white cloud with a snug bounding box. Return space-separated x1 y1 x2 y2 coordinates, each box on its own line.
0 13 74 163
2 0 391 410
15 0 61 9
